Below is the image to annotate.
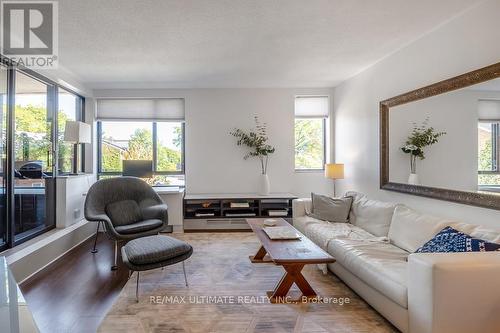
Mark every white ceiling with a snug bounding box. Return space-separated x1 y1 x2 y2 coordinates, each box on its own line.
56 0 483 89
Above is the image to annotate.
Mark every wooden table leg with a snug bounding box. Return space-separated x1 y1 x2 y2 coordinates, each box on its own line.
249 245 272 263
292 267 317 299
267 264 318 303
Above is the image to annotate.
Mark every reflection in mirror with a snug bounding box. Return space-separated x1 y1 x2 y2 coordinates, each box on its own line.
388 77 500 194
477 99 500 192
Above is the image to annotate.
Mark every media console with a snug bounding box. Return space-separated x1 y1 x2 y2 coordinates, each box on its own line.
183 193 297 231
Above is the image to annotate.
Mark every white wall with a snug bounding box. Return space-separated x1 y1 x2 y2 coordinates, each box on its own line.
333 0 500 228
93 88 334 197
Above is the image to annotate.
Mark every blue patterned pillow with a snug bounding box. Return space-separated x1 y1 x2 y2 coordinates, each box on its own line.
415 226 500 253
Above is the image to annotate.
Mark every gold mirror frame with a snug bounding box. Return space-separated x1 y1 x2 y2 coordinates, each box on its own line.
380 62 500 210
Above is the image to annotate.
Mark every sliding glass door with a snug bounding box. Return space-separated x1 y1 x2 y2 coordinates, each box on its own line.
0 58 84 250
13 71 56 242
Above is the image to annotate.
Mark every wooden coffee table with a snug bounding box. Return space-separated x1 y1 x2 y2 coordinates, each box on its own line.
247 218 336 303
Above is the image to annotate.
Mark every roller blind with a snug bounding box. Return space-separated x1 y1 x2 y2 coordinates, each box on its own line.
295 96 329 118
478 99 500 120
96 98 184 120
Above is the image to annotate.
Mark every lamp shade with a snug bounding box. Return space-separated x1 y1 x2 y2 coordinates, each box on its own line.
64 121 91 144
325 163 344 179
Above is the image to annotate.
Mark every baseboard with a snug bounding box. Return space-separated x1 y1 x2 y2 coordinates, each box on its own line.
5 220 95 284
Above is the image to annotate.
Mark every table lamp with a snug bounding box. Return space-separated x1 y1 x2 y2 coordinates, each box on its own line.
325 163 344 197
64 121 91 174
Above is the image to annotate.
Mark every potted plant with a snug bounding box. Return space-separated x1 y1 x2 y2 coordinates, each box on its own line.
401 117 446 185
230 116 275 195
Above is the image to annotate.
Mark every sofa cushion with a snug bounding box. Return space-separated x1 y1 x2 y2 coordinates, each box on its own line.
293 215 324 235
105 199 142 226
388 205 456 252
415 226 500 253
296 218 376 250
328 239 409 308
348 194 399 237
453 223 500 244
308 193 353 223
344 191 367 201
115 219 163 235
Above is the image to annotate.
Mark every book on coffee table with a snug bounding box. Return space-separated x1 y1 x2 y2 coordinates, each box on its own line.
262 226 301 240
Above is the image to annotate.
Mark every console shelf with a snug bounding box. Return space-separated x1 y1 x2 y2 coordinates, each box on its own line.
183 193 297 231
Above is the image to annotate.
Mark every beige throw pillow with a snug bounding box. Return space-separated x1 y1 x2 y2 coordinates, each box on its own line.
308 193 353 223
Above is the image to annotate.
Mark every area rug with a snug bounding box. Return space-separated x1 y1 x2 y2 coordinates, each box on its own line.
99 233 397 333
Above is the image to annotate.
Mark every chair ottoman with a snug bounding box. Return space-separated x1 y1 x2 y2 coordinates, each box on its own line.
121 235 193 301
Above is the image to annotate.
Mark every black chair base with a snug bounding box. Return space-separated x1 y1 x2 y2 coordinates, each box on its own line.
91 221 101 254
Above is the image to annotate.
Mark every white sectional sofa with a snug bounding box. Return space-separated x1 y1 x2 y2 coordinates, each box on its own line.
292 191 500 333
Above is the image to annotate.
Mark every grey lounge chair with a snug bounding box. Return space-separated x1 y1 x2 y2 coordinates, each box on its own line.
84 176 168 270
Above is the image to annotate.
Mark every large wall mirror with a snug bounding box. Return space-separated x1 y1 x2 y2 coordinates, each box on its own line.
380 62 500 210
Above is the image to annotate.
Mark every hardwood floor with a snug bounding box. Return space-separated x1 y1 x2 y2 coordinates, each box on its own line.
20 234 129 333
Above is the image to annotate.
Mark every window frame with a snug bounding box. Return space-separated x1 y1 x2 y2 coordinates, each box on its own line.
57 86 85 175
0 54 86 250
294 116 327 172
97 120 185 183
478 120 500 175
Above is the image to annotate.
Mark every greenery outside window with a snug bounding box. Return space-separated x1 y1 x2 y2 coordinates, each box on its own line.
97 120 185 187
294 96 329 171
295 118 326 170
478 121 500 186
0 56 85 250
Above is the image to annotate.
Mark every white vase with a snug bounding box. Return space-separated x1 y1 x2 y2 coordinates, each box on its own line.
259 174 270 195
408 173 419 185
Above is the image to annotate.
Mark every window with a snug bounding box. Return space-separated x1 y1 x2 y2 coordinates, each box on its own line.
14 71 55 243
478 121 500 186
58 88 84 174
294 96 328 170
98 121 185 186
478 100 500 187
156 122 183 172
96 98 185 186
0 58 85 250
100 121 153 173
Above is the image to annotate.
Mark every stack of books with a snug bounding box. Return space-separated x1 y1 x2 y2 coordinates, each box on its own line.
230 202 250 208
268 210 288 217
263 226 301 240
195 212 215 217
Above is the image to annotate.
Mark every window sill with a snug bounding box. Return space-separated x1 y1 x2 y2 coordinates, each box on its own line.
294 169 325 173
478 186 500 192
153 187 184 195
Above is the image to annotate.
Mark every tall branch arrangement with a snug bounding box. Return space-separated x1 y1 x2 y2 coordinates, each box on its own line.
401 117 446 173
230 116 275 174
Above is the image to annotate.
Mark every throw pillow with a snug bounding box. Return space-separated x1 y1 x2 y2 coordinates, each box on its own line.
415 226 500 253
308 193 353 223
105 200 143 226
